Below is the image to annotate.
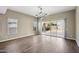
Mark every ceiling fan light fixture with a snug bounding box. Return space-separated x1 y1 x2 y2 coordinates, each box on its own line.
35 6 47 18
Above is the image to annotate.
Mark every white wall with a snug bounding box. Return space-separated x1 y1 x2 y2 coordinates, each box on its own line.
76 7 79 47
0 9 36 42
43 10 76 40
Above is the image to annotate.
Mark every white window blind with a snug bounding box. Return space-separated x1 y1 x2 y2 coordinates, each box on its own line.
8 18 18 35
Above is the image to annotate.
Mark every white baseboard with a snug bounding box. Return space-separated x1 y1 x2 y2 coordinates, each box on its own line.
65 37 75 40
0 34 35 42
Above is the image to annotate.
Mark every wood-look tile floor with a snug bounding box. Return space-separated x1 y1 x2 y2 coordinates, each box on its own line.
0 35 79 53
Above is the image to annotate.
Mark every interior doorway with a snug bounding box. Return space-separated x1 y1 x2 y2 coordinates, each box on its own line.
42 19 65 38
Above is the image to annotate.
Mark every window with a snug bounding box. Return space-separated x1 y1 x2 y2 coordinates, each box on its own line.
8 18 18 35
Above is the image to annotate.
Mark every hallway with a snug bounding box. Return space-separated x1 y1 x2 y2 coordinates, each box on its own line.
0 35 79 53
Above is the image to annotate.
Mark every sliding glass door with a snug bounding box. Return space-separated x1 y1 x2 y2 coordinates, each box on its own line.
42 19 65 38
56 20 65 38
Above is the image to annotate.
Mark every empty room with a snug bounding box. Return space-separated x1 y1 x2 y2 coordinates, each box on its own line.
0 6 79 53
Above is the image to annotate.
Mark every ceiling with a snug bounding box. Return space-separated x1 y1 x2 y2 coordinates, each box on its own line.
0 6 76 17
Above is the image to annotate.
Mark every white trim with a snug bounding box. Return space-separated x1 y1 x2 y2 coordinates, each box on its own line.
65 37 75 40
0 34 35 42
